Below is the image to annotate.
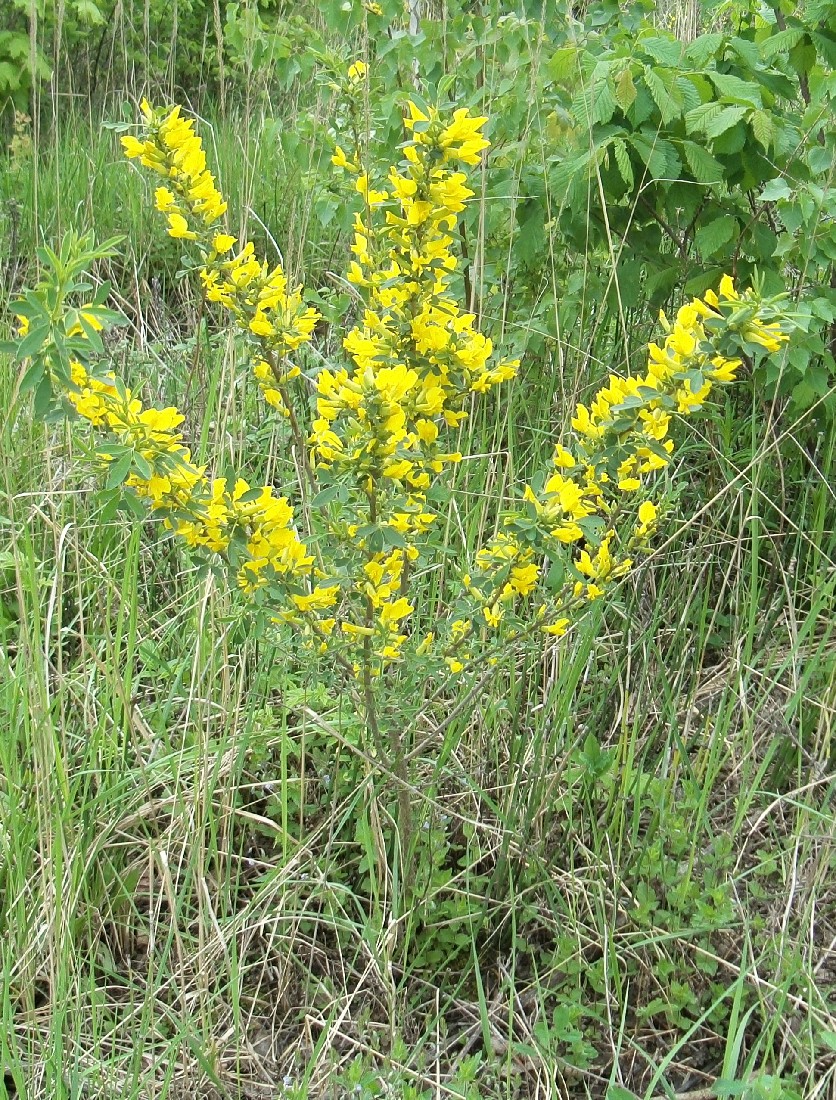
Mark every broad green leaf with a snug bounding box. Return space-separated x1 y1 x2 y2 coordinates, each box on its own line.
644 66 680 125
682 32 724 68
704 105 748 141
708 72 763 108
547 46 578 83
629 132 676 180
682 141 724 185
684 101 724 135
750 109 774 152
594 80 617 125
614 67 637 113
727 35 762 68
761 27 804 60
676 74 705 112
639 35 682 67
756 177 792 203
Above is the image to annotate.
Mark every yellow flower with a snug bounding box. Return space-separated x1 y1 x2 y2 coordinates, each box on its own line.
379 597 413 626
543 618 570 637
121 135 147 159
347 60 367 84
212 233 237 254
154 187 177 212
167 212 197 240
291 585 340 612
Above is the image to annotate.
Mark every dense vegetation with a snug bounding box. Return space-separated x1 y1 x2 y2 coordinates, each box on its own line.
1 2 834 1098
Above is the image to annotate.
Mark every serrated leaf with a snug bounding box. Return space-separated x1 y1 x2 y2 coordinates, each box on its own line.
570 77 616 128
684 101 724 135
756 176 792 202
612 138 634 188
640 35 682 67
675 75 704 112
614 67 637 113
644 66 681 125
708 72 762 108
682 141 724 184
695 215 737 258
704 105 748 140
682 32 724 68
761 27 805 60
629 132 675 180
594 80 617 125
548 150 592 191
727 35 762 68
548 45 578 83
750 109 774 151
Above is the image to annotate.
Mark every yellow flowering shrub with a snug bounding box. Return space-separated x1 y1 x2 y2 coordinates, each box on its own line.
9 77 793 869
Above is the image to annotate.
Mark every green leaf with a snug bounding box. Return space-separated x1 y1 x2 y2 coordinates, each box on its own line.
695 215 737 258
682 32 724 68
727 35 762 69
572 78 616 127
684 101 725 136
606 1087 641 1100
629 132 676 180
311 484 344 508
594 80 617 125
132 452 153 481
32 375 54 419
15 325 50 362
707 72 762 108
105 451 133 490
548 46 578 83
704 105 748 141
750 109 774 151
612 139 633 189
644 66 680 125
19 360 46 396
819 1030 836 1053
614 67 637 113
761 27 805 60
759 177 792 202
682 141 724 185
640 36 682 67
379 526 407 548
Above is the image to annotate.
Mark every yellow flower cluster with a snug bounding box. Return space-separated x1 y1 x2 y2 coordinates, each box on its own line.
319 92 516 535
122 101 319 407
465 277 790 644
66 361 312 592
295 78 520 671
